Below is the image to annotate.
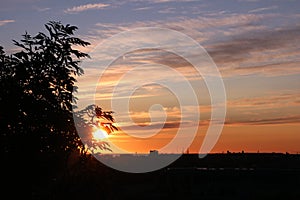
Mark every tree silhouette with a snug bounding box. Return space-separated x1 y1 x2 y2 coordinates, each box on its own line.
1 21 87 155
0 21 117 164
0 21 120 198
74 104 118 155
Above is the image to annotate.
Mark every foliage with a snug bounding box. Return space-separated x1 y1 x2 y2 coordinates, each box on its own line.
0 21 116 158
76 104 118 133
74 104 119 154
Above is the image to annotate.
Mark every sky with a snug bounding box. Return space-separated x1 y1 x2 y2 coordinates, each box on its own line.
1 0 300 154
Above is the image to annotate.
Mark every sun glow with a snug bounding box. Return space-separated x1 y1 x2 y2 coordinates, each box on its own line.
92 128 109 140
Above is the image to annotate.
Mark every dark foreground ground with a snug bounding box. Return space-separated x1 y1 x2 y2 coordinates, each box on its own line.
4 153 300 200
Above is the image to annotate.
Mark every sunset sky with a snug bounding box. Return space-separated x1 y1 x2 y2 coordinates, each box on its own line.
1 0 300 154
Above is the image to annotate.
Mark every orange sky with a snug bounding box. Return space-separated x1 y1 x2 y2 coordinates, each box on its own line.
3 0 298 154
84 48 299 155
103 123 300 154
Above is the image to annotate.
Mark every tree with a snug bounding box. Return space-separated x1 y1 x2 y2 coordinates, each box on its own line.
0 21 119 198
0 21 117 159
0 21 88 156
74 104 118 154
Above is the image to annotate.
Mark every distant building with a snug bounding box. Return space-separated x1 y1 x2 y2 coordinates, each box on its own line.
149 150 158 156
186 148 190 154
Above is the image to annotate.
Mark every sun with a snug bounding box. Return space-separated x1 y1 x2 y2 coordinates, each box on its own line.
92 128 109 140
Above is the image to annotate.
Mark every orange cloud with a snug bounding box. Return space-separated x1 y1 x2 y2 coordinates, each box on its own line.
64 3 110 14
0 20 15 26
225 115 300 126
228 93 300 108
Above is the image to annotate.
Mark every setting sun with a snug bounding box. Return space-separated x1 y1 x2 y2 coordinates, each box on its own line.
93 128 109 140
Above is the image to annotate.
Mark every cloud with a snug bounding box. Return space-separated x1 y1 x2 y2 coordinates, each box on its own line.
224 92 300 126
75 12 300 111
0 20 15 26
228 60 300 77
158 7 176 14
228 93 300 108
64 3 110 14
32 6 50 12
133 6 152 11
238 0 260 2
225 115 300 126
151 0 198 3
119 121 195 132
209 26 300 59
248 5 278 13
207 25 300 76
91 13 265 38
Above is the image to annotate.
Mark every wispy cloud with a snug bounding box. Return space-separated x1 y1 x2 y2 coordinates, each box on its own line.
64 3 110 14
248 5 278 13
207 25 300 76
238 0 260 2
32 6 50 12
228 93 300 109
151 0 198 3
225 115 300 126
158 7 176 14
76 11 300 114
90 13 266 44
0 19 15 26
223 92 300 127
133 6 152 11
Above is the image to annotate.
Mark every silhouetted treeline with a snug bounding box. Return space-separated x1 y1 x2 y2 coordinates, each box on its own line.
30 153 300 200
